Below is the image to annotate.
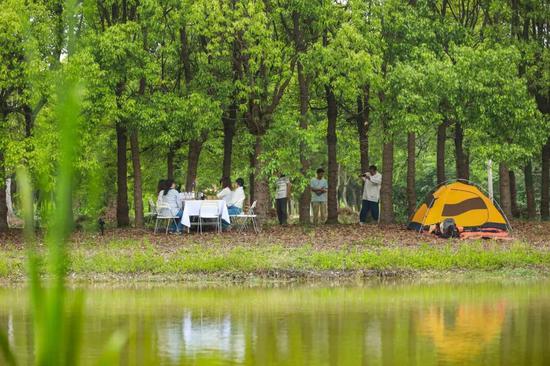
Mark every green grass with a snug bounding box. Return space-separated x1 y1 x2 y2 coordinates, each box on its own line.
1 240 549 280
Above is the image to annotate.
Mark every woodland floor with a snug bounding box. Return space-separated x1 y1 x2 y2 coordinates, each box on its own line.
0 221 549 282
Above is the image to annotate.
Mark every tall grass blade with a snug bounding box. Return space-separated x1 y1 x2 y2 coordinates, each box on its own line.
0 331 18 366
96 330 128 366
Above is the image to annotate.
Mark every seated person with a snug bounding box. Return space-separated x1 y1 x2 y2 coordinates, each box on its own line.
156 179 167 206
227 178 246 215
217 176 233 205
161 179 183 233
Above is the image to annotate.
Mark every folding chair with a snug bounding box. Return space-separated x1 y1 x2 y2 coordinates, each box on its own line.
145 198 158 225
234 201 259 233
199 201 221 234
154 203 179 234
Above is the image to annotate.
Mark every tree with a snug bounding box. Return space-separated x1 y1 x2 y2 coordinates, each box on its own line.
0 3 29 231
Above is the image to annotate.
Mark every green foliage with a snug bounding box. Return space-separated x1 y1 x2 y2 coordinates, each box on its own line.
0 0 548 225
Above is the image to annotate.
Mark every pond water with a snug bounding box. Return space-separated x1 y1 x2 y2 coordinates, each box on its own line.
0 280 549 365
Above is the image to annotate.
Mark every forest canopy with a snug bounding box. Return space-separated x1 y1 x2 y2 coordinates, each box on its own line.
0 0 549 230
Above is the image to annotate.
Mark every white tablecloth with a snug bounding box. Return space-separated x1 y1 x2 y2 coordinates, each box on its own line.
181 200 230 228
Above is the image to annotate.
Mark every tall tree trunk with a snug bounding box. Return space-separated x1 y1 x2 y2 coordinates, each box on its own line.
167 149 175 180
356 87 370 173
499 163 512 218
222 104 237 178
185 135 206 192
380 138 394 224
130 129 144 228
379 88 394 224
0 150 8 232
509 170 520 218
437 121 447 184
326 85 338 224
541 137 550 220
293 11 311 225
23 104 33 138
341 170 349 208
407 132 416 217
524 161 536 219
249 151 256 205
6 178 13 218
454 121 469 180
252 136 269 221
116 123 130 227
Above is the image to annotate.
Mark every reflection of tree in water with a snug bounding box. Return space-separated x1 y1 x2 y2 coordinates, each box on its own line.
418 301 506 363
156 310 247 364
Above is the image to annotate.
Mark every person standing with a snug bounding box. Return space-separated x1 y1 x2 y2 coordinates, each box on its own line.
310 168 328 225
275 173 291 225
360 165 382 224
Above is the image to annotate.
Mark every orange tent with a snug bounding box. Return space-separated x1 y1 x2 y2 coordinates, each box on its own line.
408 180 511 233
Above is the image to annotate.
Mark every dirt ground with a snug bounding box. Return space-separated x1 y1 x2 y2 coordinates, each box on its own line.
1 220 549 250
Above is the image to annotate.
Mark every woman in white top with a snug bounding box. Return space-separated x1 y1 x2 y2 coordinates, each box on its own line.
217 176 233 205
160 179 183 232
157 179 166 206
227 178 246 215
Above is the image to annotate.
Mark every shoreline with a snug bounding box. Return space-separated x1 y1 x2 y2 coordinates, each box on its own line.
1 267 549 286
1 223 549 285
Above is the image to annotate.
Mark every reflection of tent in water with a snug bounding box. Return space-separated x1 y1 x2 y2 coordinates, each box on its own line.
408 180 511 237
419 302 506 363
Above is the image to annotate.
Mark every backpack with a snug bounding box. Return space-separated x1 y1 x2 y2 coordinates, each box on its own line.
440 218 459 238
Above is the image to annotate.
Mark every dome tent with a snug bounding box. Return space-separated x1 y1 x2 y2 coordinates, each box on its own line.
408 180 511 233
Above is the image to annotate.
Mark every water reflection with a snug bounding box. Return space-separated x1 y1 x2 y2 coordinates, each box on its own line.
419 302 506 364
0 282 549 366
158 311 247 363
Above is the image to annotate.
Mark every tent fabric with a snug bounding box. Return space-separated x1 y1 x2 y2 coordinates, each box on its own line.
408 181 510 232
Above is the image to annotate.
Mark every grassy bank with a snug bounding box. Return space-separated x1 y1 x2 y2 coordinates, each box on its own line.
1 232 549 282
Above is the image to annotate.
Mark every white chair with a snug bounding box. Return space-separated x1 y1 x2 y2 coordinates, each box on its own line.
199 201 221 233
145 198 158 224
154 203 179 234
234 201 259 233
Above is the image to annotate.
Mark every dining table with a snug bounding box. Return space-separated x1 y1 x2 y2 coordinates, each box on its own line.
180 200 230 228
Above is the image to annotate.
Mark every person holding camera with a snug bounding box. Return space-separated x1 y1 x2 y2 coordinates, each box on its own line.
360 165 382 224
310 168 328 225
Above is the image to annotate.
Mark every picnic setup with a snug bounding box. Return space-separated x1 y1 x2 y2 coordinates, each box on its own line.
152 196 259 235
148 178 259 235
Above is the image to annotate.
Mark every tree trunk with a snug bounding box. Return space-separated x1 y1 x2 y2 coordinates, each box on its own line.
252 136 269 221
380 138 394 224
249 151 256 205
407 132 416 217
222 104 237 178
6 178 13 217
379 88 394 224
341 170 349 208
23 104 33 138
524 161 536 219
116 123 130 227
542 137 550 220
499 163 512 218
509 170 520 218
297 60 311 224
0 150 8 232
326 85 338 224
437 121 447 184
356 87 370 173
293 12 311 225
454 121 469 180
130 129 144 228
167 149 175 180
185 135 206 192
